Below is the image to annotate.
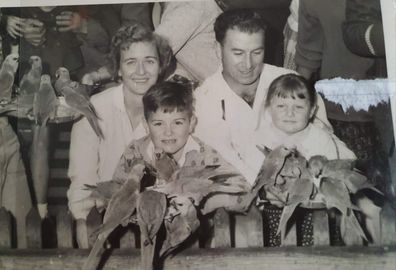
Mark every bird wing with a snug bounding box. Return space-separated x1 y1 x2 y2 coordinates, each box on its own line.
0 70 14 101
160 197 200 258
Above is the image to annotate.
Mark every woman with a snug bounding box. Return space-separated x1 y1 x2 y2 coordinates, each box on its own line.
67 24 173 222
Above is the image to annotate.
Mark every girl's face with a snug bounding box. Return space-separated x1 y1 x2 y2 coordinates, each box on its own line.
269 94 315 135
119 41 160 96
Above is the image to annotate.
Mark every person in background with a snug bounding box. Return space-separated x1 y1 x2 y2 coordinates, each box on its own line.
82 1 222 85
295 0 374 81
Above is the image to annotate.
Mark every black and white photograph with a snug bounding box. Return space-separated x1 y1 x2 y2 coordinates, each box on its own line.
0 0 395 269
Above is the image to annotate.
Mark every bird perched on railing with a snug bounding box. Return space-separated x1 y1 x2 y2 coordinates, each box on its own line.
33 74 59 126
19 55 42 97
82 159 146 270
57 67 103 139
0 54 19 103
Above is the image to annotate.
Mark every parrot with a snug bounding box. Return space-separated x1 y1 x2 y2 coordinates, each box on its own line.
60 80 104 139
54 67 73 96
82 159 145 270
137 190 167 270
319 177 368 241
151 164 247 207
33 74 59 126
84 180 124 211
308 156 378 194
0 53 19 103
276 176 315 242
19 55 42 96
160 196 200 258
238 146 294 211
153 148 179 185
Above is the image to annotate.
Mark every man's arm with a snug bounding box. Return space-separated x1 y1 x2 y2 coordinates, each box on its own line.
342 0 385 57
295 0 323 80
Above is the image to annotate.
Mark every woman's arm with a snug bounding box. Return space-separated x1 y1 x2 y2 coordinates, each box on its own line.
67 116 101 220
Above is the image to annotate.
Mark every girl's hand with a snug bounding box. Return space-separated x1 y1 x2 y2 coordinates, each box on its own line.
6 15 26 38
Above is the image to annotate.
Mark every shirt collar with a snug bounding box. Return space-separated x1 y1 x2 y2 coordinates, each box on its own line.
145 135 200 167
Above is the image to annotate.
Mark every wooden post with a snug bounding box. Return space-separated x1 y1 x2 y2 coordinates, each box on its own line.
212 208 231 248
76 219 89 249
86 207 103 248
56 208 73 248
343 219 364 246
234 206 263 247
380 204 396 245
282 221 297 246
26 207 42 248
312 209 330 246
0 207 12 248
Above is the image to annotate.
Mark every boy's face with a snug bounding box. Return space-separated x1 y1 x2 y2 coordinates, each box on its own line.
269 95 315 135
147 109 196 161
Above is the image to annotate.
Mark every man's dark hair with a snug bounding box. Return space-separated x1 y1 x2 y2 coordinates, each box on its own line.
214 9 267 44
143 81 194 120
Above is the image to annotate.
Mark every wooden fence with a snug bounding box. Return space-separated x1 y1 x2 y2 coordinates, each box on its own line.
0 204 396 270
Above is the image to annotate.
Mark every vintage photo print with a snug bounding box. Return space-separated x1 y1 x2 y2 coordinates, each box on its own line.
0 0 395 269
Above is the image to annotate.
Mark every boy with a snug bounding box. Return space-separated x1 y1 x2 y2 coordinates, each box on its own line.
112 81 251 212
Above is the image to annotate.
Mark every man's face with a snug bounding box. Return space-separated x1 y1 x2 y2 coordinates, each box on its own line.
147 109 196 161
269 95 314 135
219 28 265 91
118 41 160 96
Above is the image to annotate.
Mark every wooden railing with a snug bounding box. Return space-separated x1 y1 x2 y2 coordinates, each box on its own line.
0 205 396 270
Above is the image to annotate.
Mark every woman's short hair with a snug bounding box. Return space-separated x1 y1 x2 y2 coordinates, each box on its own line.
265 73 317 108
108 23 174 80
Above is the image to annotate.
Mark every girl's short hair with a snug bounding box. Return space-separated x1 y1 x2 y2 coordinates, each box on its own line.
265 73 317 108
108 23 174 81
143 81 194 120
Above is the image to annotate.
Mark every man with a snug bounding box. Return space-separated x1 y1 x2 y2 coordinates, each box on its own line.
194 9 330 184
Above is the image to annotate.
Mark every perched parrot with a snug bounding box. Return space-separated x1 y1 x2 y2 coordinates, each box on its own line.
277 176 315 241
137 190 167 270
60 81 104 139
320 177 367 241
54 67 73 96
153 148 179 184
0 54 19 103
160 196 200 257
33 74 59 126
308 156 377 194
84 180 124 211
19 55 42 96
238 146 294 211
82 160 145 270
151 164 247 207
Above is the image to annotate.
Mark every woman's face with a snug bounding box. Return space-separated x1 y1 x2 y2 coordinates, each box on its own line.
118 41 160 96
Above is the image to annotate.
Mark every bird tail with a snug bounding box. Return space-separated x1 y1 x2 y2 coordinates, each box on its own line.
81 236 107 270
86 109 105 139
